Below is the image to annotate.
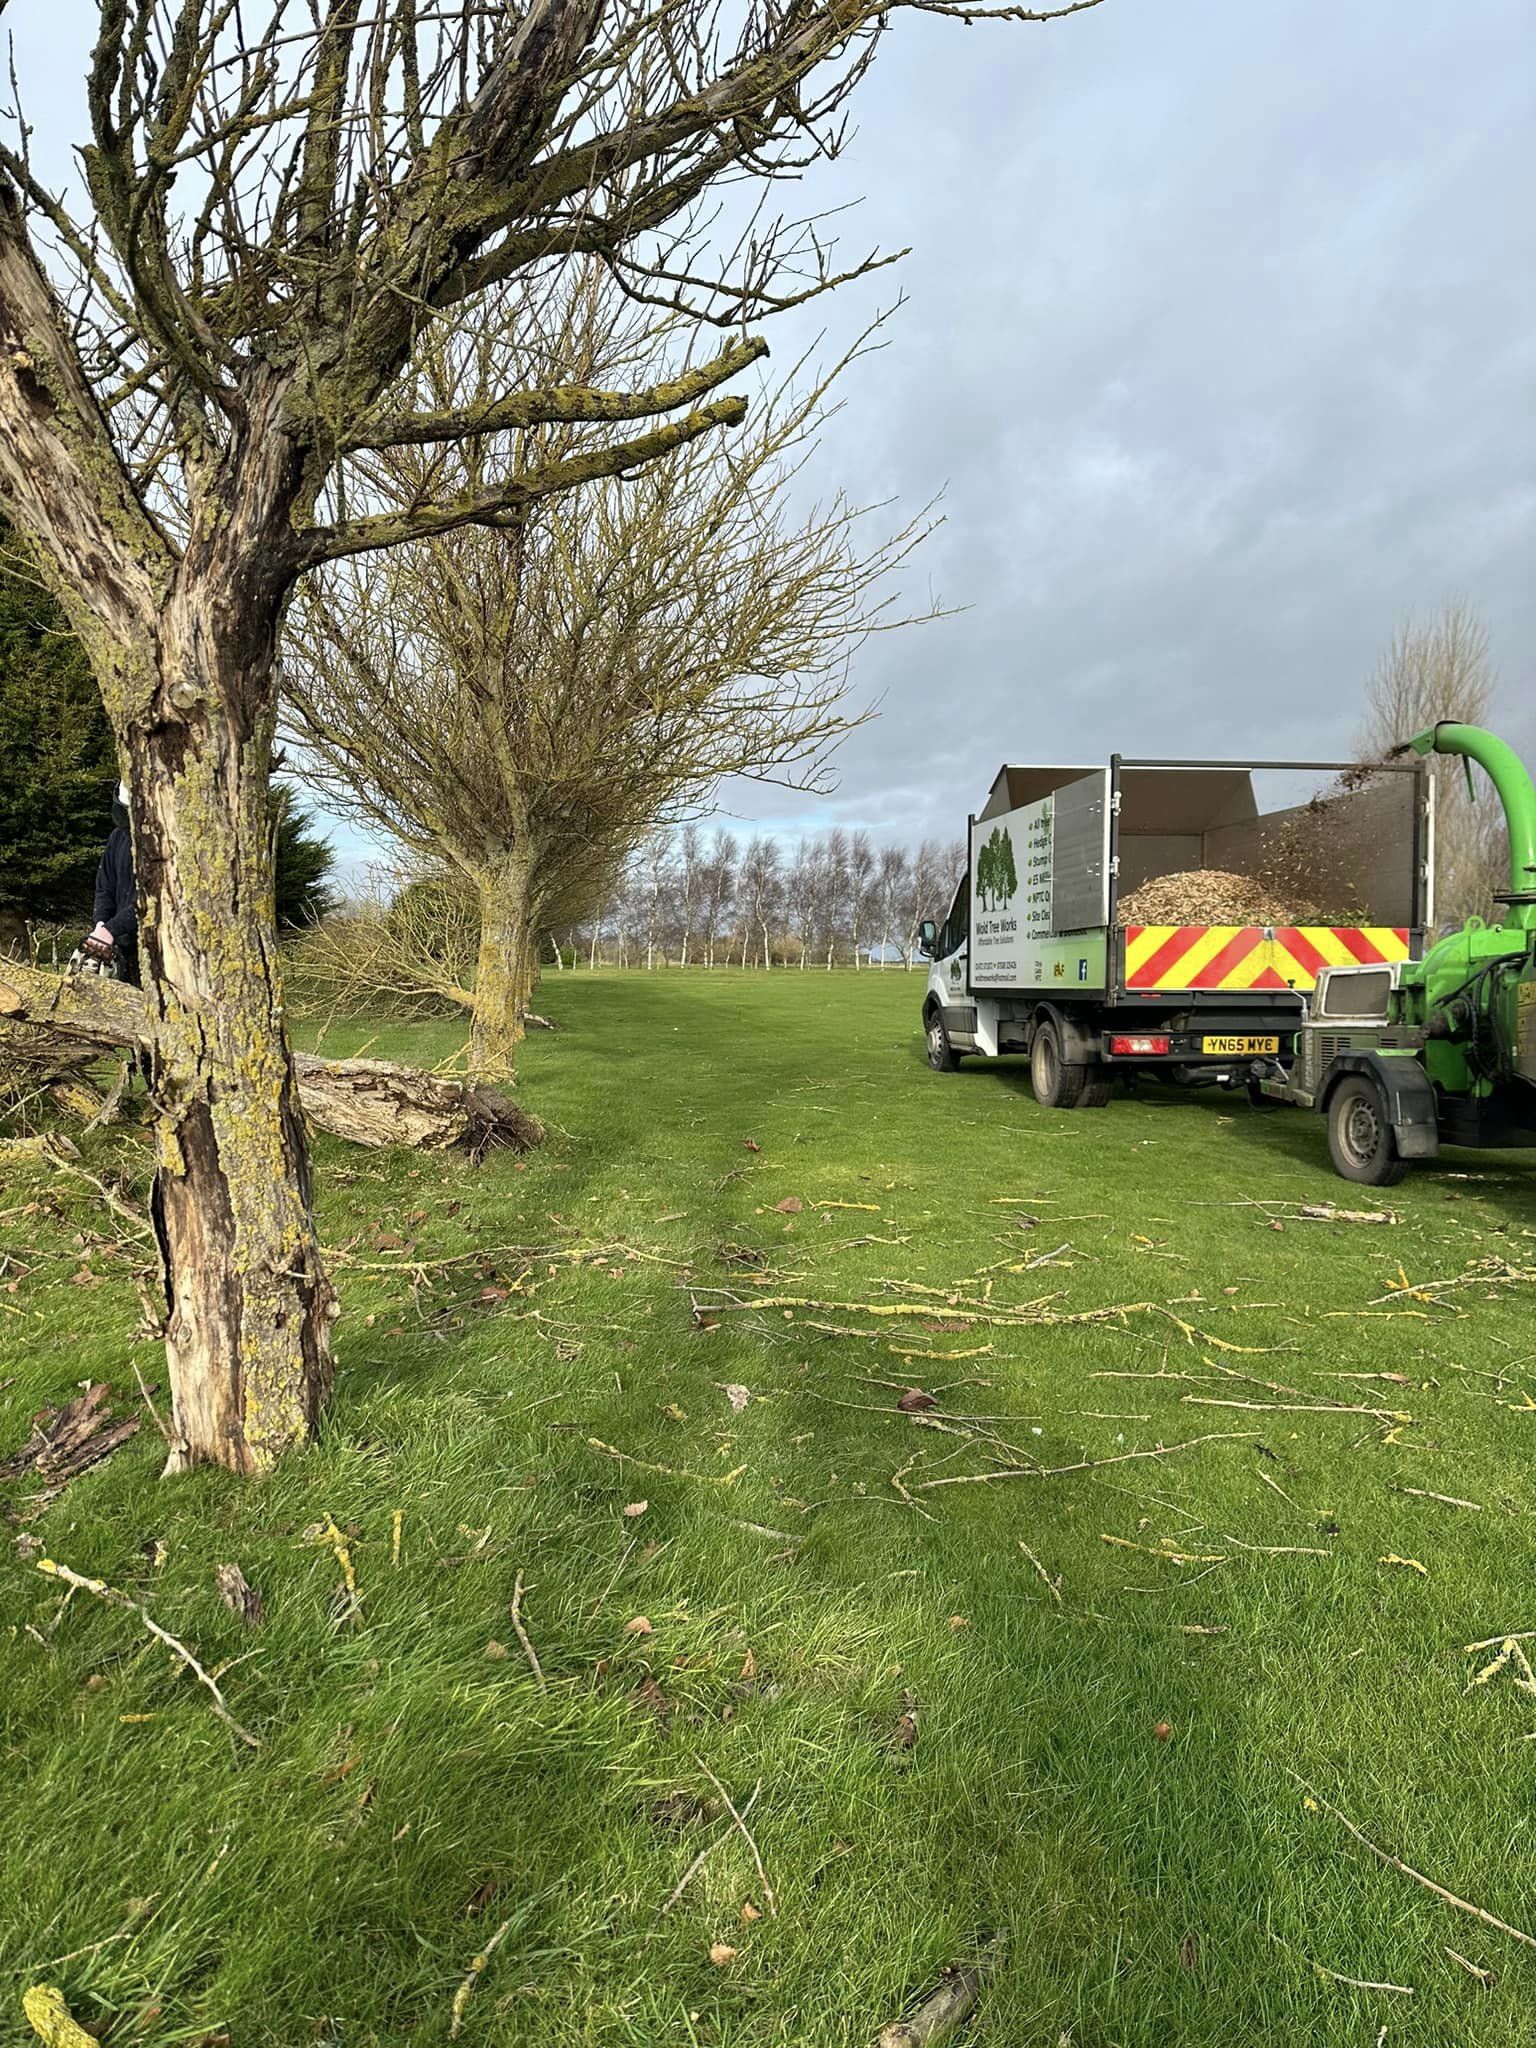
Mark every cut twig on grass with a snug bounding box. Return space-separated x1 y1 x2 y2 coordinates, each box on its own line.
1464 1630 1536 1653
891 1453 937 1522
35 1558 258 1748
309 1514 362 1626
1291 1773 1536 1951
1395 1486 1483 1512
584 1437 745 1487
917 1431 1258 1490
510 1571 546 1689
696 1757 776 1917
1465 1638 1536 1698
1224 1536 1332 1558
658 1782 762 1916
1102 1534 1228 1566
1018 1539 1062 1602
1444 1946 1497 1988
1269 1935 1414 1997
876 1931 1005 2047
1182 1395 1411 1424
449 1913 516 2038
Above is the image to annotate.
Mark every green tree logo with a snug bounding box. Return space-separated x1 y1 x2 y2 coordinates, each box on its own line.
976 826 1018 911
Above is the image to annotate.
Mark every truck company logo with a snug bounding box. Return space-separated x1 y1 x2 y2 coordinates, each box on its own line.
949 956 963 987
976 824 1019 911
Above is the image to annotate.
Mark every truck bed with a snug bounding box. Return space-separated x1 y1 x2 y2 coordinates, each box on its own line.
967 756 1430 1000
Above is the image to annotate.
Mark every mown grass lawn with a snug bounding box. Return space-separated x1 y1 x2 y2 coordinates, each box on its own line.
4 967 1536 2047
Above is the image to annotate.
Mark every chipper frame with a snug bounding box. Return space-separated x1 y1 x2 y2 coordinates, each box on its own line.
1281 722 1536 1185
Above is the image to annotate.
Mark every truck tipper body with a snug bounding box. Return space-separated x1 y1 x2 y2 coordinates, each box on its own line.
921 755 1433 1106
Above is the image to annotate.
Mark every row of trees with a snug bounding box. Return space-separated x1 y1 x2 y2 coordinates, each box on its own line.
573 827 964 968
0 0 1092 1469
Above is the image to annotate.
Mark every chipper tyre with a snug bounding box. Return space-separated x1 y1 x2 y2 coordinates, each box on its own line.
1326 1073 1409 1187
1029 1018 1110 1109
926 1009 962 1073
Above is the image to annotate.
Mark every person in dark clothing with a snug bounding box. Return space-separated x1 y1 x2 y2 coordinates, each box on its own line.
83 781 139 985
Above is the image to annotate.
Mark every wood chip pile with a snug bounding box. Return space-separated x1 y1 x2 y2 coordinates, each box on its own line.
1117 868 1331 927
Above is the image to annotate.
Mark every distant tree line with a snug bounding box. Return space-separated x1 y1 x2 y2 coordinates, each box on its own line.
558 826 967 970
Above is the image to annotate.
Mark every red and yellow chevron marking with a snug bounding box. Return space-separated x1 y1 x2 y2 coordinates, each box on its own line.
1123 925 1411 992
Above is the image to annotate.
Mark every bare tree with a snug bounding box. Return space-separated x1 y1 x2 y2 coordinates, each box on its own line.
739 836 782 967
820 828 850 967
701 830 737 969
1358 602 1506 924
0 1 1095 1470
876 844 910 967
677 825 702 968
285 278 927 1070
642 831 673 969
847 828 876 968
786 838 821 968
903 839 948 965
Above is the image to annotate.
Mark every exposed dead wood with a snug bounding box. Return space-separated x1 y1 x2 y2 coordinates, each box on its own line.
214 1564 265 1627
0 963 540 1155
0 1382 140 1505
876 1933 1005 2047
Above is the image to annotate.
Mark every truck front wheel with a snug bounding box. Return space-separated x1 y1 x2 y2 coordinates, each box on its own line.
1326 1074 1408 1186
1030 1018 1110 1109
926 1009 962 1072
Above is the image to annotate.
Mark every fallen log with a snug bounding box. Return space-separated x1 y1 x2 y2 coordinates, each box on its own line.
0 960 539 1156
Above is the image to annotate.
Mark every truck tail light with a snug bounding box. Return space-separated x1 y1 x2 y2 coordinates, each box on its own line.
1109 1033 1171 1056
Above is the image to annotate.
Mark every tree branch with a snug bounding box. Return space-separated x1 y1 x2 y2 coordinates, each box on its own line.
301 395 748 562
344 332 766 450
0 184 169 682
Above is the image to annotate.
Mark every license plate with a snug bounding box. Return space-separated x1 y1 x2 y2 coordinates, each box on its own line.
1201 1034 1278 1055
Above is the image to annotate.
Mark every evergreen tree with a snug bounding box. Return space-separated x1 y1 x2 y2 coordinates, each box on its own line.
271 784 339 929
0 532 117 926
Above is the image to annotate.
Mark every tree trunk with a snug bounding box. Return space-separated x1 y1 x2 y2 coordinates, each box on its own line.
123 608 333 1476
470 868 534 1082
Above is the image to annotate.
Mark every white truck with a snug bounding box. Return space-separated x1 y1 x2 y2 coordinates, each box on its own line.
918 753 1432 1107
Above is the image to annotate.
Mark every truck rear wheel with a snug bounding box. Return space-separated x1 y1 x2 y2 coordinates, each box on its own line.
1326 1074 1408 1186
1029 1018 1110 1109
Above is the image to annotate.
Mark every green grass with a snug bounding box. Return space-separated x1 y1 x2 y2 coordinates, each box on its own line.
4 967 1536 2047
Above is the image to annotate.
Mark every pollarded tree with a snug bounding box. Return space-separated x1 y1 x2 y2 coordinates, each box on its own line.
0 0 1097 1471
284 277 928 1072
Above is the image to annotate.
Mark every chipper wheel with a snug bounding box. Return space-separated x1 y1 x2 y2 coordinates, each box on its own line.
1029 1017 1110 1109
1326 1073 1409 1187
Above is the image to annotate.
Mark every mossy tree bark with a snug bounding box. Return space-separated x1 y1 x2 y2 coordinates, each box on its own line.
128 603 334 1473
469 861 539 1082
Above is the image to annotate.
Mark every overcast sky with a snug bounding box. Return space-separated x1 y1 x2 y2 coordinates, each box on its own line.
12 1 1534 869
